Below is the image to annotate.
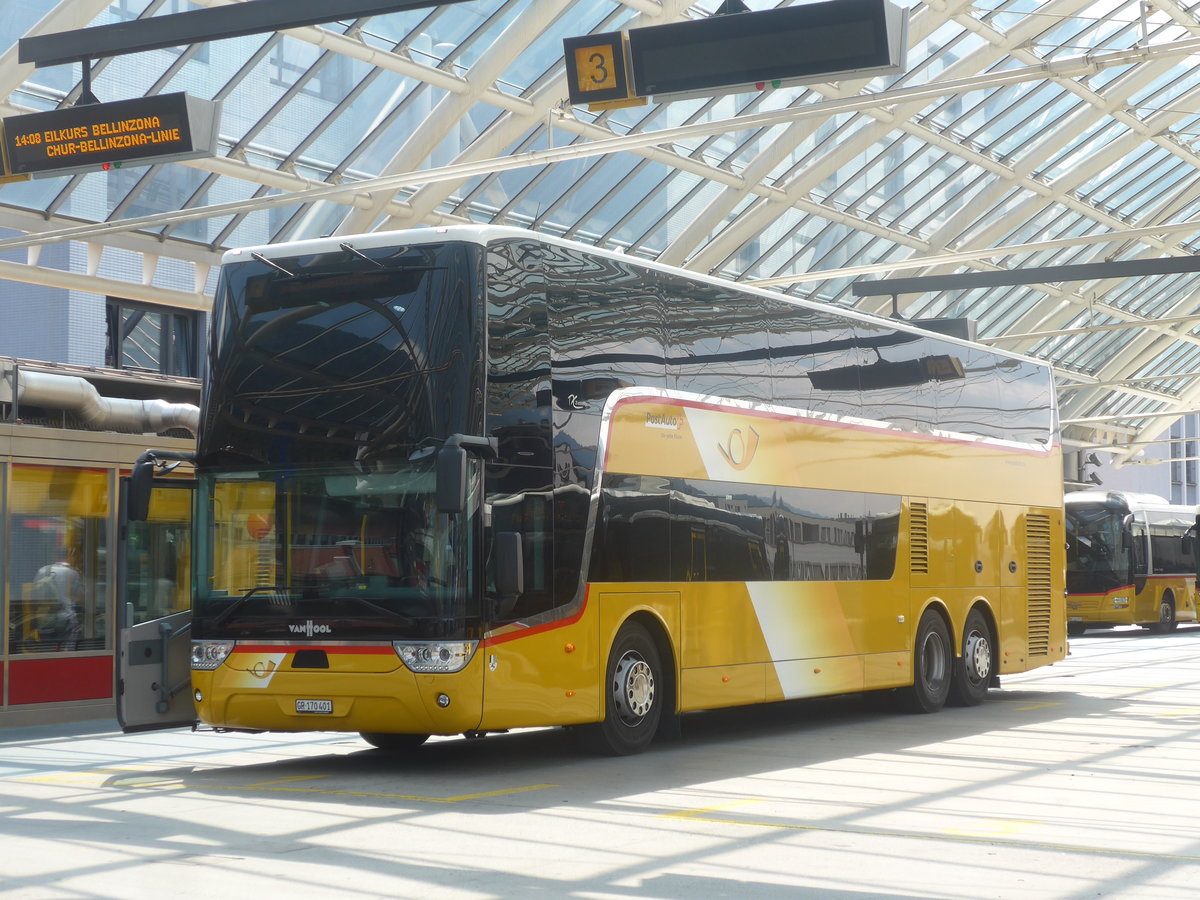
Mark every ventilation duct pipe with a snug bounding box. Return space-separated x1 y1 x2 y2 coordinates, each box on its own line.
2 367 199 437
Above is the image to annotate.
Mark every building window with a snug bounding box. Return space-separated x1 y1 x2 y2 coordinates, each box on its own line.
105 298 201 378
1169 415 1200 506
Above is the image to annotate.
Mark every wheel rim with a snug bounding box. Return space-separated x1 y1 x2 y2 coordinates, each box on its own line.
963 629 991 685
919 629 948 692
612 650 655 725
1160 600 1174 625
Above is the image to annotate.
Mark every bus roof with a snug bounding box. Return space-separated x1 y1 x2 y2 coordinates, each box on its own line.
1065 490 1187 513
221 224 1052 371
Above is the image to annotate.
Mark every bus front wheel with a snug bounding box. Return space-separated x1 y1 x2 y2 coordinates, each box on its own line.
1148 593 1178 634
583 621 663 756
948 608 994 707
899 609 951 714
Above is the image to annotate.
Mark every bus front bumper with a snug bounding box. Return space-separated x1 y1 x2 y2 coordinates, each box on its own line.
191 650 485 735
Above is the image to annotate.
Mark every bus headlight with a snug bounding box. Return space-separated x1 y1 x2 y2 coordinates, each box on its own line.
393 640 477 673
191 640 235 670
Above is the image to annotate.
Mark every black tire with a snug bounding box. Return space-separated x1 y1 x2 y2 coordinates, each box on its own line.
899 608 952 713
359 732 429 752
948 607 994 707
582 620 664 756
1148 592 1178 634
1067 622 1087 637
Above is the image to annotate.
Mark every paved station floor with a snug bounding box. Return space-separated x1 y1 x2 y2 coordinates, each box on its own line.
3 626 1200 899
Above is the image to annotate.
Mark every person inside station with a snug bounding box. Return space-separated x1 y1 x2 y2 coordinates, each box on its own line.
31 543 84 651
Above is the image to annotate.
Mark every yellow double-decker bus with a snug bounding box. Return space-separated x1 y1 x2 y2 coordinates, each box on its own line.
1065 490 1200 635
119 225 1066 755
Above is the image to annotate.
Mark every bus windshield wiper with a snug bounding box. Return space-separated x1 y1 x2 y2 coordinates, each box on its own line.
212 586 295 628
251 253 294 276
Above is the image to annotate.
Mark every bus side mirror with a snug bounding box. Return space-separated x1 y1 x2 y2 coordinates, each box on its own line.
128 457 155 523
494 530 524 616
436 445 467 514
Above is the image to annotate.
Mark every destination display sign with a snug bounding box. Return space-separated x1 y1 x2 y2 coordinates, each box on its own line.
1 92 221 178
627 0 908 102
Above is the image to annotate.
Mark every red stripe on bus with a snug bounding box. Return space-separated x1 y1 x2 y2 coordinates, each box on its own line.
231 644 395 655
484 586 591 647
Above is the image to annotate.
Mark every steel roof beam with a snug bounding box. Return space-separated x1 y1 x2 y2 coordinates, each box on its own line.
985 313 1200 346
751 216 1200 287
18 0 475 67
4 37 1192 254
853 255 1200 297
1059 370 1200 390
0 258 208 310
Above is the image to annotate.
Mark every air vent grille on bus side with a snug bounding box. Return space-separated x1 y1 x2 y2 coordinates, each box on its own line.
909 501 929 575
1025 513 1053 656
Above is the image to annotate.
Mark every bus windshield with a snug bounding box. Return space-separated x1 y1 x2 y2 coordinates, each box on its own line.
201 240 481 468
192 460 479 640
1065 502 1129 594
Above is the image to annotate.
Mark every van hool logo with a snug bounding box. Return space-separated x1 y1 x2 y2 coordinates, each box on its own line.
645 411 682 430
717 425 760 470
289 620 331 637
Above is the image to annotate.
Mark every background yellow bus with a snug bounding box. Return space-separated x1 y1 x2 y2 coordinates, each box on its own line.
120 225 1066 755
1065 490 1200 635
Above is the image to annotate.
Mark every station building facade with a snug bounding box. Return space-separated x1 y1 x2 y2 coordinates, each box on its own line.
0 246 199 726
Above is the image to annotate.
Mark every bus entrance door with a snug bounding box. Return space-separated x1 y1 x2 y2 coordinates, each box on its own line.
117 478 196 732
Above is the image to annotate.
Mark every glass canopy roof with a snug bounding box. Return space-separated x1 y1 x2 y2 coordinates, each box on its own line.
4 0 1200 463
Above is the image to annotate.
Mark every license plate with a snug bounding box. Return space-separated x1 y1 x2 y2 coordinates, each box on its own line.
295 699 333 714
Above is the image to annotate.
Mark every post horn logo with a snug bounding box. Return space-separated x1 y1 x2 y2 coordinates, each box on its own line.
249 659 277 679
717 425 760 470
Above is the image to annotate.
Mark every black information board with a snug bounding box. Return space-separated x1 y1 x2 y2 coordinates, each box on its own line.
627 0 907 101
2 92 220 177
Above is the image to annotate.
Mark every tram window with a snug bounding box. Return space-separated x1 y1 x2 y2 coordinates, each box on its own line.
8 465 110 654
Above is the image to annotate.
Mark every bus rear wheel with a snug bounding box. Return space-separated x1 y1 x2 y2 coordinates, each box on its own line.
582 620 663 756
360 732 429 752
899 608 951 713
948 608 994 707
1148 593 1178 634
